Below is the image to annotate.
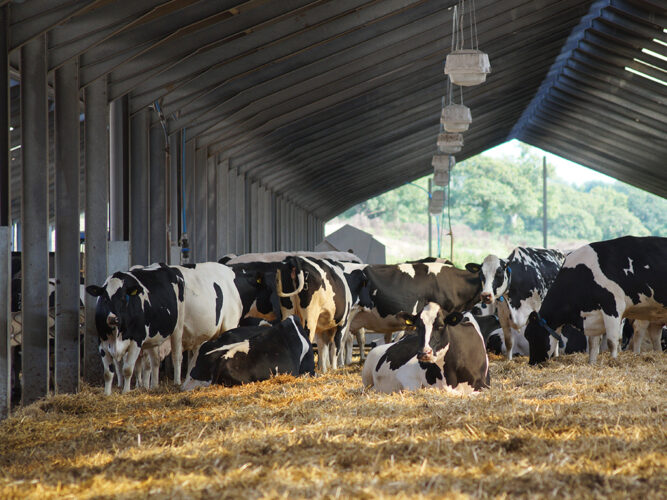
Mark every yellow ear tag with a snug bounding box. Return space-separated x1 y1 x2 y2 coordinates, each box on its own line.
129 289 138 296
405 319 412 325
256 278 262 284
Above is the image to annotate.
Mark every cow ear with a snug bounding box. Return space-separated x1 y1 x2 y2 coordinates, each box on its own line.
444 312 463 326
86 285 104 297
528 311 539 323
465 263 481 273
396 312 417 326
127 285 141 296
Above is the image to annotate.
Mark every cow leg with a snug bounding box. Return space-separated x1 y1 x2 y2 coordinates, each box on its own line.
99 345 114 396
315 331 329 373
631 320 648 353
603 315 621 359
496 300 514 360
647 322 663 352
182 346 201 387
329 329 339 371
121 342 142 393
356 327 366 362
588 335 601 364
171 332 184 386
384 332 393 344
147 346 161 389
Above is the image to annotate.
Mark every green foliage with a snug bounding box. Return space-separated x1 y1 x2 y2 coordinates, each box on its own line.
338 145 665 247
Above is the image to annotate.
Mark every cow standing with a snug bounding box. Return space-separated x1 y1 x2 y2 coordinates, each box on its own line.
478 247 565 359
87 262 243 393
524 236 667 364
275 256 364 373
181 316 315 390
363 303 489 392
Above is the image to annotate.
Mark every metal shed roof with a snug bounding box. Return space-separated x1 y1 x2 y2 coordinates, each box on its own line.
6 0 666 221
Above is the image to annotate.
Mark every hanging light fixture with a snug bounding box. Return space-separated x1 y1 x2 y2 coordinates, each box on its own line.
437 132 463 154
441 103 471 132
444 1 490 87
433 155 454 187
429 189 446 215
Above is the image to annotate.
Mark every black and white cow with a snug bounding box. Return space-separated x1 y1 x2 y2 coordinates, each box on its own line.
525 236 667 364
275 256 370 373
349 261 482 360
181 315 315 390
478 247 565 359
86 262 243 393
362 303 489 393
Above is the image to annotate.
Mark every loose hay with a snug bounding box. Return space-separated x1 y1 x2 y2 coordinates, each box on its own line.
1 352 666 499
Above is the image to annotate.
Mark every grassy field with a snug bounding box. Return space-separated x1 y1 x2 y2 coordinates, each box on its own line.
1 351 665 499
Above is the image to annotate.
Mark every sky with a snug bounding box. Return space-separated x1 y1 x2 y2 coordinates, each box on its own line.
484 139 615 186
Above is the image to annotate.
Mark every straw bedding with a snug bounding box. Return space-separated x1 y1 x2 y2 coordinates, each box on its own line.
1 351 665 499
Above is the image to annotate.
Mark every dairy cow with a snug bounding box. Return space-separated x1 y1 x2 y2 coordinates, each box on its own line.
181 316 315 390
349 261 482 359
275 256 371 372
86 262 243 393
478 247 565 360
363 303 489 392
525 236 667 364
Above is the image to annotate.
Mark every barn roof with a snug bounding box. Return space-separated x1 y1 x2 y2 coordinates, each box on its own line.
6 0 666 221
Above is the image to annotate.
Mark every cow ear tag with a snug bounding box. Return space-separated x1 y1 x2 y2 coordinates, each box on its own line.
445 312 463 325
405 318 412 325
129 288 138 296
465 263 481 273
498 296 504 302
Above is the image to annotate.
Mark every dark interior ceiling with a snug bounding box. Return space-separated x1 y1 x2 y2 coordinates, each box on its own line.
6 0 666 221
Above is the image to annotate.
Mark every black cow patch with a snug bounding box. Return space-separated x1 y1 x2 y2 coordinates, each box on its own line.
214 283 223 326
376 335 443 384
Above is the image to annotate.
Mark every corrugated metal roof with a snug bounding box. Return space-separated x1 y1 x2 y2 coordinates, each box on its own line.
6 0 666 221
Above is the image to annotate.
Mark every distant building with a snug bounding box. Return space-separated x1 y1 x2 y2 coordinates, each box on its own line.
316 224 385 264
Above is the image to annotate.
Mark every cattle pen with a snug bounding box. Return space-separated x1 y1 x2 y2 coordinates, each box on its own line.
1 352 665 499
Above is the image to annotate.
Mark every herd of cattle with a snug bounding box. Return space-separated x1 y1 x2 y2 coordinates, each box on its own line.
9 235 667 397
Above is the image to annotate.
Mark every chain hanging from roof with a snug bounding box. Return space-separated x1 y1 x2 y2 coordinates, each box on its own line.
444 0 491 87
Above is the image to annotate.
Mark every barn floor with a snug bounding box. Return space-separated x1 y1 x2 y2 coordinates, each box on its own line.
1 352 665 499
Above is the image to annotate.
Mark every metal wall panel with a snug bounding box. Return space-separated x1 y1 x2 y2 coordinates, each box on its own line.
129 107 149 266
149 123 166 263
206 155 216 262
194 147 207 262
216 158 228 257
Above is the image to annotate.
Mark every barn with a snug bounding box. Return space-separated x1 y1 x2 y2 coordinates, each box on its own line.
0 1 665 497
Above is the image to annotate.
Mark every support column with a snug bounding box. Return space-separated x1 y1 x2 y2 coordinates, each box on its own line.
54 59 80 394
184 139 196 263
207 155 216 261
83 78 108 385
226 165 236 255
129 107 149 265
0 6 10 418
109 96 128 241
168 133 180 255
216 158 228 257
250 182 258 253
194 148 207 262
235 172 245 254
149 123 166 263
20 35 49 406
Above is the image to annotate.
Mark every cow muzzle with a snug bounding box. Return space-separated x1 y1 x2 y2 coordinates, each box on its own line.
480 292 493 304
417 348 435 363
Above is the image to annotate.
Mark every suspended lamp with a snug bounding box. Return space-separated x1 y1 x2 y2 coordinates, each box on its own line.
441 103 472 132
437 132 463 154
444 1 490 87
429 189 446 215
433 155 454 187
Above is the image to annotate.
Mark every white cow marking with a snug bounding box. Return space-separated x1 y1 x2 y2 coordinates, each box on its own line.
623 257 634 276
398 264 416 278
207 340 250 359
290 316 312 362
419 303 440 349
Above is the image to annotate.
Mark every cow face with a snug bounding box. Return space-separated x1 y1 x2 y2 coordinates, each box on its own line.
347 269 374 310
398 303 464 363
86 273 147 359
525 311 551 364
479 255 510 304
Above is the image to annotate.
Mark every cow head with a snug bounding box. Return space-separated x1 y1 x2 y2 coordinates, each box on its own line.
86 273 147 360
525 311 561 364
347 269 374 310
275 257 306 298
398 303 466 363
479 255 511 305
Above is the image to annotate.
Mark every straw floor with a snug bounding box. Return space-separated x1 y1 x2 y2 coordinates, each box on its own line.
1 351 665 499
